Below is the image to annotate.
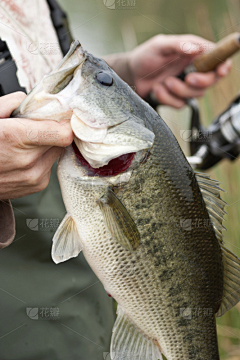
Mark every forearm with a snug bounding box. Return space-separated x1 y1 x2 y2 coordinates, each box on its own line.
103 52 135 87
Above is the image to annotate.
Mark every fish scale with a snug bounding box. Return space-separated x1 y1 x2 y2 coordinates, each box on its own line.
12 40 240 360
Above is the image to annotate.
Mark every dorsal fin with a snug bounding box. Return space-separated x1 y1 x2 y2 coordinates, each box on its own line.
196 171 240 316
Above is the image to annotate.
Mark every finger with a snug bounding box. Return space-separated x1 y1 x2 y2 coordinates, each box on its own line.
5 118 74 148
153 83 185 109
0 147 62 198
36 146 64 179
24 146 63 191
0 92 26 118
216 58 232 77
0 145 53 173
185 71 218 88
164 77 205 99
154 34 213 57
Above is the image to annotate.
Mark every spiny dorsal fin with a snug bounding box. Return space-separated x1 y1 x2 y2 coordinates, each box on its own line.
52 213 82 264
111 306 163 360
195 171 227 244
216 245 240 317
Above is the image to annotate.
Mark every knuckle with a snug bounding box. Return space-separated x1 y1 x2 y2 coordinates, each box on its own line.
156 89 166 102
21 156 37 170
35 173 50 192
14 91 27 102
1 124 25 146
61 130 74 147
175 102 184 109
25 168 43 186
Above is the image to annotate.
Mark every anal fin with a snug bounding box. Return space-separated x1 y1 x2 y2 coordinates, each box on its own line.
216 245 240 317
111 306 163 360
51 213 82 264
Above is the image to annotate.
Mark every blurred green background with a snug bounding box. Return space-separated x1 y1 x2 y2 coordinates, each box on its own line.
58 0 240 358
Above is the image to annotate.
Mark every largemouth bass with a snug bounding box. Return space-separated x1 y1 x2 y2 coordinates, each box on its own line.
13 40 240 360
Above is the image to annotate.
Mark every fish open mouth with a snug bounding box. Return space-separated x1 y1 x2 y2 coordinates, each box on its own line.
72 142 135 176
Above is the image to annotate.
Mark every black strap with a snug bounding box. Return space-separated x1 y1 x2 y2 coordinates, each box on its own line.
0 39 26 96
46 0 73 56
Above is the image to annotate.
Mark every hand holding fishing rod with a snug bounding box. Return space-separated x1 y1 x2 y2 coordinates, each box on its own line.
178 33 240 170
128 34 232 109
144 33 240 109
141 32 240 170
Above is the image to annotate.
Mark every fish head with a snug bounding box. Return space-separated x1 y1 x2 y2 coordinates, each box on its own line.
12 40 155 179
68 44 155 170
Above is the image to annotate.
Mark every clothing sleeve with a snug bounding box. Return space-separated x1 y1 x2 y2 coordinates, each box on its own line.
103 52 135 88
0 200 15 249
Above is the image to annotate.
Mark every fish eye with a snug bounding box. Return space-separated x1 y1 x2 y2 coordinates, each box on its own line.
96 72 113 86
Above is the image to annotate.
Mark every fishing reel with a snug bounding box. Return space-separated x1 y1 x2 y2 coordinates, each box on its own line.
184 95 240 169
145 32 240 170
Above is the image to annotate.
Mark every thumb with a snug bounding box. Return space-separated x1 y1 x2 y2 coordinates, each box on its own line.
0 91 27 118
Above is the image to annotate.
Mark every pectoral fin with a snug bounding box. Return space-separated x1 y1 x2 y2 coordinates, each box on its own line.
52 213 82 264
97 188 140 251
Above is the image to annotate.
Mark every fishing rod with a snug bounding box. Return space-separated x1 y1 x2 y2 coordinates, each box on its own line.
145 32 240 170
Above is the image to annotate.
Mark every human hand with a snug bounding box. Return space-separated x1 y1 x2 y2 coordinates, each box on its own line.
0 92 73 199
129 34 232 108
